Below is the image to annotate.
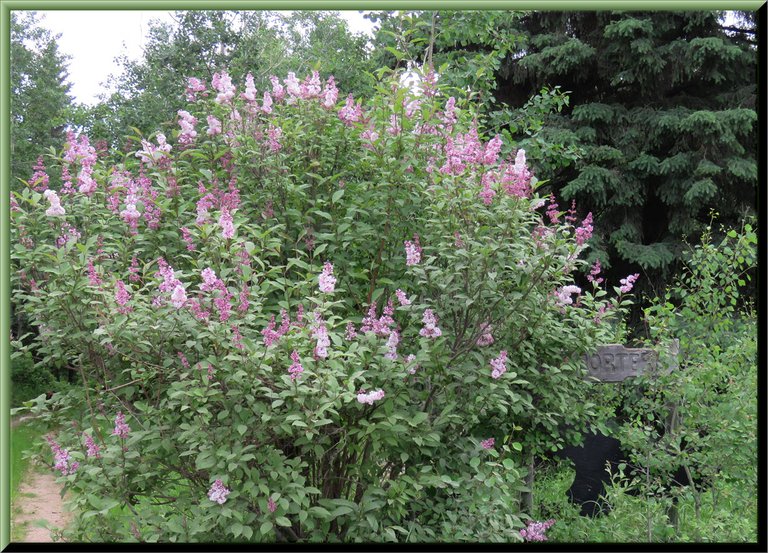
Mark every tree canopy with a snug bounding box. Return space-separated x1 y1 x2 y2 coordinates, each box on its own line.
10 11 73 187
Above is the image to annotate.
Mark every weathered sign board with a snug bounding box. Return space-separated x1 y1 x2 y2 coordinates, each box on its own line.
521 340 682 514
583 340 679 382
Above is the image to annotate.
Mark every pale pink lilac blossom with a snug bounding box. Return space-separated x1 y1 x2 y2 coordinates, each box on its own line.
619 273 640 294
318 262 336 293
288 350 304 381
357 389 385 405
419 309 442 338
83 433 101 458
520 519 556 542
490 350 508 379
404 235 422 266
112 411 130 439
556 285 582 306
395 289 411 306
44 190 65 216
208 479 230 504
212 71 236 104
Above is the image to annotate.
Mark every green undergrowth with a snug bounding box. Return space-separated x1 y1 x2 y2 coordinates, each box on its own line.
531 460 757 543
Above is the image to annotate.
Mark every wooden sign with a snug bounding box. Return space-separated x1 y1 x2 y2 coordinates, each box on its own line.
583 341 679 382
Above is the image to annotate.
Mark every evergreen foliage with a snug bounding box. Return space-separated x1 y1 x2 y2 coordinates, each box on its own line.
369 11 758 290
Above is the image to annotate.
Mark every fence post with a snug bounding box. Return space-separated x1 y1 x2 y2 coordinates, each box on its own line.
663 339 682 534
521 453 535 513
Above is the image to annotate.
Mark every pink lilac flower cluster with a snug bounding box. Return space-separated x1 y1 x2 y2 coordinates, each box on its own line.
177 110 198 145
545 195 560 224
260 90 274 114
241 72 257 102
87 259 102 286
479 171 498 205
404 235 422 266
321 75 339 109
421 69 439 97
500 149 534 198
360 126 379 151
439 126 483 175
186 77 207 101
483 135 503 165
405 354 419 374
338 94 363 125
384 329 400 360
135 134 171 166
178 351 190 368
345 322 358 340
288 350 304 381
357 389 385 405
312 313 330 359
587 259 604 285
114 280 132 314
199 268 234 322
441 96 458 130
261 310 292 347
520 519 556 542
480 438 495 450
112 411 130 439
119 193 141 231
318 262 336 293
619 273 640 293
395 289 411 306
218 207 235 239
128 256 141 283
195 180 241 226
212 71 236 104
490 350 508 379
419 309 442 338
359 300 396 337
476 322 494 347
237 285 249 313
267 125 282 152
574 212 593 246
83 433 101 458
403 98 422 119
44 190 65 216
63 132 98 195
208 479 231 504
180 227 196 251
55 223 81 248
156 258 186 308
564 200 578 224
30 156 49 191
267 497 277 513
207 115 222 136
387 114 401 136
47 436 78 475
555 285 582 306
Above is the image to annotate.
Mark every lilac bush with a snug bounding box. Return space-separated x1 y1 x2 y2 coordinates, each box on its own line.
11 67 638 542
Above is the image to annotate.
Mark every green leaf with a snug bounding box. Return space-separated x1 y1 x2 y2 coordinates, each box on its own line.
275 516 292 527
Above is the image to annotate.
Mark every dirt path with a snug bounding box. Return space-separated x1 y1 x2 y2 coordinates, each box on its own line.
13 469 73 542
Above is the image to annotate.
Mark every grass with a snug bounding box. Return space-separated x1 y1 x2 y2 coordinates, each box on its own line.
531 459 758 543
11 418 47 504
10 417 49 541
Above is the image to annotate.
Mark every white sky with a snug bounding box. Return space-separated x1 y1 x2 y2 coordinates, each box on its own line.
33 10 376 106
